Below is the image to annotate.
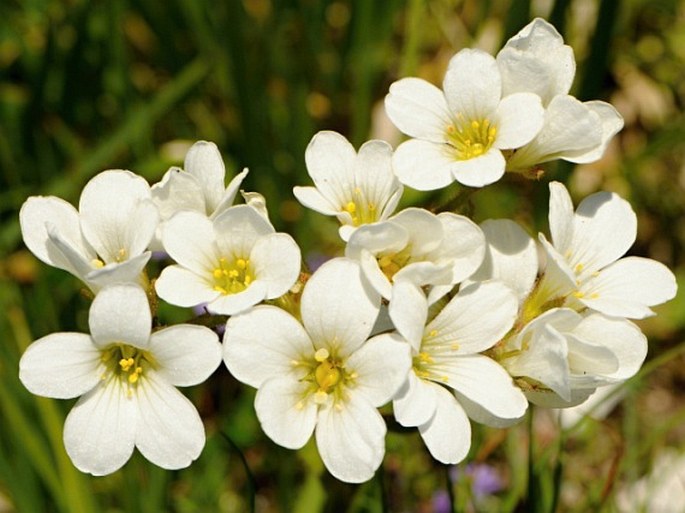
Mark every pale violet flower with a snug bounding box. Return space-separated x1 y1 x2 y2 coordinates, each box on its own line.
538 182 677 319
385 48 544 189
497 18 624 171
498 308 647 407
19 283 222 475
392 281 527 463
19 170 158 293
293 131 403 241
223 258 411 483
155 205 301 315
345 207 485 347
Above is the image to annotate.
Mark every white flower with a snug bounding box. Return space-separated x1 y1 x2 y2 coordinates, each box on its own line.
19 170 158 293
392 281 527 464
538 182 677 319
151 141 248 249
345 207 485 347
293 131 403 241
155 205 301 315
385 48 544 189
19 284 222 475
497 18 624 171
499 308 647 407
223 258 411 483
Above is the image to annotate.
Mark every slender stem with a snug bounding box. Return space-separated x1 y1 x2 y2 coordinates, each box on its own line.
221 431 256 513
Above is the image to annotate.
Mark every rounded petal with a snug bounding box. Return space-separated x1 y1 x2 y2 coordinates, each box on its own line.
435 213 486 283
212 167 250 217
455 391 526 428
393 371 438 427
567 101 624 164
155 265 218 308
149 325 222 387
87 251 152 293
19 196 94 272
293 186 339 216
223 305 313 388
345 332 412 407
391 208 444 255
427 282 518 354
301 258 380 358
467 219 538 302
250 233 301 298
494 92 544 149
207 280 268 315
89 284 151 349
151 167 205 220
388 280 429 350
548 181 575 256
441 354 528 419
213 205 275 258
581 257 677 319
44 223 98 285
255 377 317 450
135 373 206 470
345 221 408 258
79 170 154 263
315 393 386 483
418 385 471 464
451 148 506 187
384 78 452 142
444 49 501 119
20 333 100 399
355 139 402 220
184 141 226 213
304 131 357 208
63 382 137 476
392 139 456 191
162 211 218 275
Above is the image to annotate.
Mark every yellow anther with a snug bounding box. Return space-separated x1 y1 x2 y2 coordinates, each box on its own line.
128 372 139 384
116 248 127 262
314 348 329 362
451 343 460 350
590 293 599 299
441 376 449 383
314 390 328 405
344 201 357 213
213 269 223 279
573 291 585 299
119 357 135 372
417 352 433 363
295 401 305 410
428 330 438 338
335 403 343 411
378 255 392 268
471 120 480 130
91 258 105 269
575 263 584 273
315 360 341 390
236 258 247 270
214 285 228 294
244 275 252 285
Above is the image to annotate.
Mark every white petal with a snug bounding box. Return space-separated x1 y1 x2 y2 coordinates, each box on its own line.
19 196 94 272
135 373 206 469
212 167 250 217
468 219 538 302
581 257 677 319
435 213 486 283
301 258 380 358
207 280 268 315
184 141 226 213
151 167 205 220
392 139 456 191
250 233 301 298
384 78 452 141
494 92 544 149
548 181 575 256
44 223 97 284
345 220 408 257
388 280 429 350
427 282 518 354
79 170 153 263
86 252 152 292
345 332 411 406
304 131 357 208
89 284 151 349
255 377 317 449
162 211 218 275
19 333 100 399
223 305 312 388
451 148 506 187
419 384 471 464
213 205 275 258
155 265 218 308
355 139 401 219
63 382 137 476
358 248 393 299
455 391 526 428
293 186 339 216
566 101 624 164
444 49 501 119
393 371 437 427
440 354 528 419
149 325 221 386
315 393 386 483
391 208 444 255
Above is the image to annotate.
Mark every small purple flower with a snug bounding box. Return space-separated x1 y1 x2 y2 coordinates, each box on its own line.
431 489 451 513
451 462 503 499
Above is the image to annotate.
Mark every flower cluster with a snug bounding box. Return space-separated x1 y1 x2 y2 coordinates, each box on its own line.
18 19 676 483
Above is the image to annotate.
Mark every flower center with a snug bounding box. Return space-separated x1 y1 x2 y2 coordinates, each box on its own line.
100 343 156 396
446 116 497 160
377 246 413 281
342 187 377 227
212 257 254 295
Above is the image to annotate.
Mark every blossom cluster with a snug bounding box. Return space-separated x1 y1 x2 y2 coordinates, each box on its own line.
18 19 676 483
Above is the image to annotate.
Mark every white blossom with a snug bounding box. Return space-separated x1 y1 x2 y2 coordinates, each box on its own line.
19 284 222 475
385 48 544 189
293 131 403 241
223 258 411 483
19 170 158 293
155 205 301 315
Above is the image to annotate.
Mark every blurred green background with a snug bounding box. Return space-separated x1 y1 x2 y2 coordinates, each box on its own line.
1 0 684 511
